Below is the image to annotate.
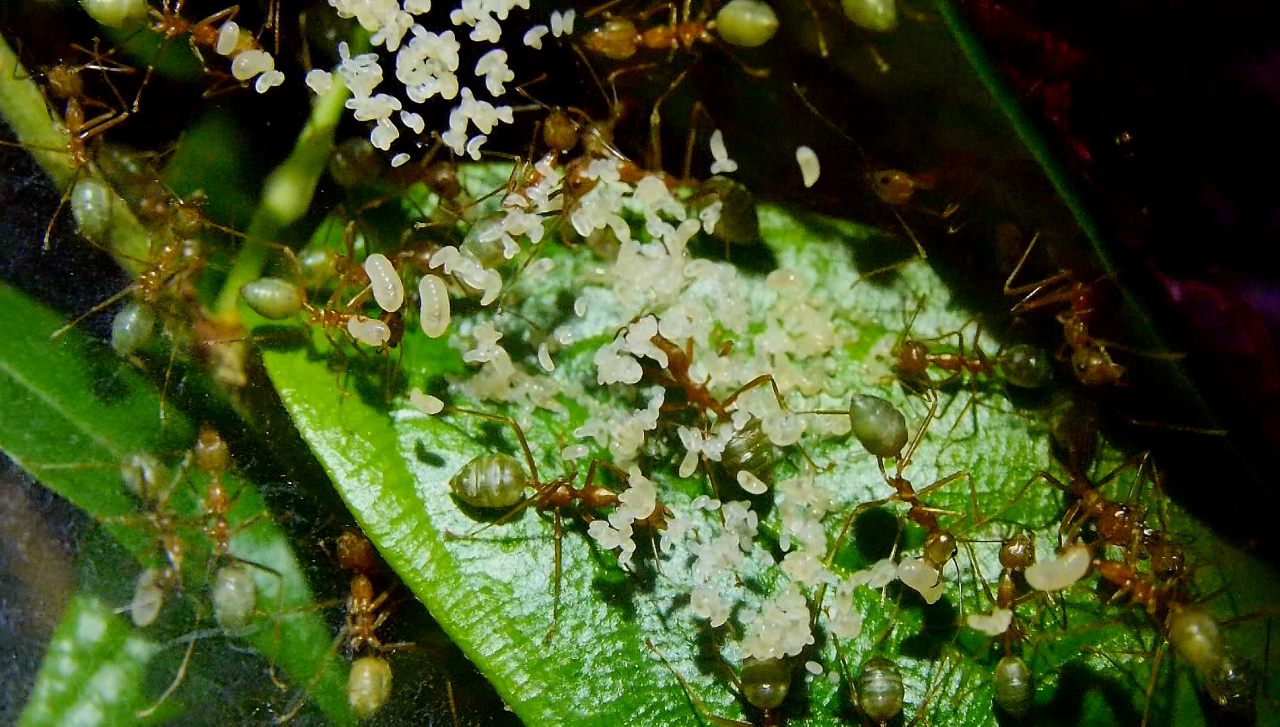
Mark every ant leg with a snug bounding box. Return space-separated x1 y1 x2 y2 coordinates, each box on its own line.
544 509 563 644
137 633 198 717
645 639 753 727
647 65 693 171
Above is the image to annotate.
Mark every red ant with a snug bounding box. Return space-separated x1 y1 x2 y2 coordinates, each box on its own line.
1003 232 1127 387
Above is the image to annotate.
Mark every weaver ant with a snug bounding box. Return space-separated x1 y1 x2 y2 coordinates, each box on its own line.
438 406 670 642
647 637 796 727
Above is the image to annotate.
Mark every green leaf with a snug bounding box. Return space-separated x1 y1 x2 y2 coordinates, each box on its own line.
257 165 1280 726
0 282 352 724
19 595 158 727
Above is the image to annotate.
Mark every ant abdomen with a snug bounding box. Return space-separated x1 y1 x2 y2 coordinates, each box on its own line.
715 0 780 48
111 301 156 356
450 452 528 508
997 344 1054 389
992 654 1034 717
240 277 303 320
847 394 908 459
211 565 256 628
741 656 790 711
855 655 904 724
348 655 394 719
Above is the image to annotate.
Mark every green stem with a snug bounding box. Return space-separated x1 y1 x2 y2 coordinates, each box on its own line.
211 73 350 321
0 31 152 273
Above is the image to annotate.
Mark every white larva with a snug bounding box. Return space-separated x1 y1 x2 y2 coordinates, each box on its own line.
737 469 769 495
363 253 404 312
216 21 240 55
348 315 391 347
348 655 393 719
709 129 738 174
896 558 943 604
409 388 444 415
1024 545 1091 592
80 0 149 28
130 568 164 627
418 274 450 338
966 608 1014 636
796 146 820 188
537 343 555 372
212 566 256 628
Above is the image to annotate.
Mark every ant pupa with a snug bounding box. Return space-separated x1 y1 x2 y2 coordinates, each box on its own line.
646 638 793 726
439 406 669 641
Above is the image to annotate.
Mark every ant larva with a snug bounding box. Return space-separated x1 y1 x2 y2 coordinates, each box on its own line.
437 405 669 641
646 638 794 727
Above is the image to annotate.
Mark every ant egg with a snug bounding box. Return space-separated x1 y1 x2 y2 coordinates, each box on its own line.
992 655 1034 717
715 0 780 48
998 344 1053 388
212 566 256 628
856 655 904 724
847 394 908 458
1024 545 1091 592
450 453 528 508
70 179 112 238
79 0 148 27
348 655 393 719
130 568 165 627
348 315 392 347
363 254 404 313
418 274 451 338
240 277 303 320
110 301 156 356
841 0 898 33
741 657 790 710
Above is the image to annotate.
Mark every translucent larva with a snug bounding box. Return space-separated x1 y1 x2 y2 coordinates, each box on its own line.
1023 545 1091 592
461 214 508 268
741 657 790 710
212 566 256 628
70 178 112 238
120 452 165 501
348 655 393 719
992 655 1034 717
1204 651 1256 713
795 146 820 188
841 0 897 33
715 0 780 48
449 453 528 508
363 253 404 313
721 418 783 485
998 344 1054 388
691 177 762 247
847 394 908 458
110 301 155 356
347 315 392 347
130 568 164 627
856 655 904 724
240 277 303 320
79 0 149 28
418 274 450 338
1167 605 1256 713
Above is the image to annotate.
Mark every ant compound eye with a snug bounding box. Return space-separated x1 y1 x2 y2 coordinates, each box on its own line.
842 0 898 33
716 0 780 48
80 0 149 28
